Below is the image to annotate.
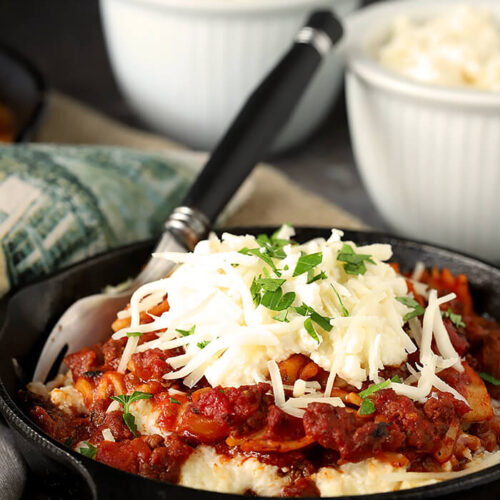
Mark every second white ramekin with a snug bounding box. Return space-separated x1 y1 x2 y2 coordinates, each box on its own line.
100 0 360 153
345 0 500 262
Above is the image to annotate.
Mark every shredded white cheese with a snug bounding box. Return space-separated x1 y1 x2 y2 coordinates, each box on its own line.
113 227 466 406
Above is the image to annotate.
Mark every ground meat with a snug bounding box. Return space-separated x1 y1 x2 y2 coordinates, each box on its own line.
303 403 406 462
101 337 127 370
262 405 304 441
96 438 151 474
303 404 357 454
21 390 91 444
374 389 462 454
92 410 134 443
141 435 194 482
282 478 320 497
64 347 102 379
129 349 172 381
443 319 470 356
475 329 500 399
97 434 193 482
195 383 271 436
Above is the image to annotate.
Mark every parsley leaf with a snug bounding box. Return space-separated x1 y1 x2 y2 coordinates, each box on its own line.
396 296 425 322
176 325 196 337
126 331 143 338
304 317 320 343
123 412 137 435
63 437 73 448
261 288 296 311
307 270 327 284
251 276 295 311
359 399 375 415
239 247 281 276
170 397 181 405
80 442 97 459
337 244 375 275
294 302 332 332
273 310 290 323
258 277 286 292
197 340 211 349
110 391 153 437
442 308 466 329
331 285 349 317
293 252 323 277
359 380 391 399
256 234 288 260
479 372 500 386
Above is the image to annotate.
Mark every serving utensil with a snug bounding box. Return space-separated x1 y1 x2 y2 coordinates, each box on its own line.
32 11 343 382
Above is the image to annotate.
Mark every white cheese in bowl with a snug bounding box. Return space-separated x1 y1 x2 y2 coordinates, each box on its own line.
378 5 500 90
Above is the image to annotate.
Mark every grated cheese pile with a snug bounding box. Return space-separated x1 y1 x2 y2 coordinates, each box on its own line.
378 6 500 91
113 226 465 416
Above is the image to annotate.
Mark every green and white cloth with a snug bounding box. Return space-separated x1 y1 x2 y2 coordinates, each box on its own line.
0 145 197 297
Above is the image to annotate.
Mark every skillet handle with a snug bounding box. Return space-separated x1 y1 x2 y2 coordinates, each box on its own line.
178 10 343 230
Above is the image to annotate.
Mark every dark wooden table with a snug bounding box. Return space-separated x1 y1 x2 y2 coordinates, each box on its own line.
0 0 386 229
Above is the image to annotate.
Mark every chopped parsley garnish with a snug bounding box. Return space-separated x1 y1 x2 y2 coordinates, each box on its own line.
307 270 327 284
256 233 289 260
126 331 143 338
250 275 295 311
176 325 196 337
479 372 500 386
63 437 73 448
304 317 320 343
110 391 153 436
272 310 290 323
442 308 465 329
294 303 332 332
357 376 400 415
359 399 375 415
337 244 375 275
170 397 181 405
239 247 281 275
80 442 97 459
293 252 323 277
396 296 425 322
197 340 211 349
261 288 296 311
359 376 401 399
331 285 349 317
239 232 293 276
358 379 392 399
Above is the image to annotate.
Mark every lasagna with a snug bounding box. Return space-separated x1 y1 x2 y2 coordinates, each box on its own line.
24 227 500 496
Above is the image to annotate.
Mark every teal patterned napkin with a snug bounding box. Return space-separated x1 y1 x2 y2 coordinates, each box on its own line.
0 145 199 298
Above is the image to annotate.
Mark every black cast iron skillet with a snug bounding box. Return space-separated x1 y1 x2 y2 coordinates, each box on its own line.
0 227 499 499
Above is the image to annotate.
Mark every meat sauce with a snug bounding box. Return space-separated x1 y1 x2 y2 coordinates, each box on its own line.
23 267 500 496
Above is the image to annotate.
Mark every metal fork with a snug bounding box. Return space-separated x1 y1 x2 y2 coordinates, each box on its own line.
33 10 343 382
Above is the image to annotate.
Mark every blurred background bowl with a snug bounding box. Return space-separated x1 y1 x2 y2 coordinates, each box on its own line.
99 0 360 153
345 0 500 262
0 45 46 143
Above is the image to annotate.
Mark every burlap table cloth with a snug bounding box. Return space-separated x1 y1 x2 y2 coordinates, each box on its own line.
0 92 366 499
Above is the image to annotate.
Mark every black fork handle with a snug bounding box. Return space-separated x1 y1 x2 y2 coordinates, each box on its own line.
181 10 343 224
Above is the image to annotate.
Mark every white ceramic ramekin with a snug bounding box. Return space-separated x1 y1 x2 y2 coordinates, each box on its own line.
345 0 500 262
99 0 360 153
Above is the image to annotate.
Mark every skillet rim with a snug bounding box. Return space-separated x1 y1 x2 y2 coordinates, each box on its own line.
0 226 499 499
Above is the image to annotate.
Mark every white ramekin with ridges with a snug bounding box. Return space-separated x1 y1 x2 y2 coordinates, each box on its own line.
345 0 500 262
99 0 360 153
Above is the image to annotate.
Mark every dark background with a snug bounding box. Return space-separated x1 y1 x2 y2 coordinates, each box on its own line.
0 0 385 228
